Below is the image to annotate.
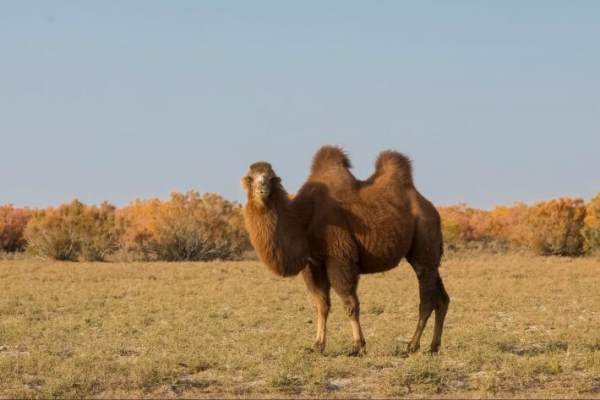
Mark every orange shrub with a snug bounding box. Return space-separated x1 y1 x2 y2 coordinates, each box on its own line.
488 202 529 248
117 192 250 261
116 199 162 259
25 200 118 261
526 198 586 256
438 205 492 248
0 205 32 252
439 202 534 252
582 192 600 254
9 190 596 260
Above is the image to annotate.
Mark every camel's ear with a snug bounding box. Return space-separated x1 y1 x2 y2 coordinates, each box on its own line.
241 175 252 190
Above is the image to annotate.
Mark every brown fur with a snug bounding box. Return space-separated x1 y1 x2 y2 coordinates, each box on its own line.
241 162 310 277
242 145 449 355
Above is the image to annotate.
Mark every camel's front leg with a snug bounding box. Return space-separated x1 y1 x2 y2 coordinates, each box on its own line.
302 263 330 353
326 258 366 356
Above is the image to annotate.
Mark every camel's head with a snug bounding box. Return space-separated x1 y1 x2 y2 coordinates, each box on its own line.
242 162 281 204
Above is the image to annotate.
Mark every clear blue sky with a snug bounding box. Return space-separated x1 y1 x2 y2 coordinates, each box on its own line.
1 1 599 209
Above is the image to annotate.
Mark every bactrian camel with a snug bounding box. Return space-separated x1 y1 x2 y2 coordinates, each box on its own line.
241 145 449 355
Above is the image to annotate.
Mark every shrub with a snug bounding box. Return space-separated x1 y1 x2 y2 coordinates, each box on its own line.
582 192 600 254
439 213 463 247
0 205 32 252
438 205 493 249
488 202 529 248
117 192 250 261
439 205 476 246
25 200 118 261
526 198 586 256
115 199 162 260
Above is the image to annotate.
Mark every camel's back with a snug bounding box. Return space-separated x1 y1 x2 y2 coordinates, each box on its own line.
298 146 441 272
301 148 410 272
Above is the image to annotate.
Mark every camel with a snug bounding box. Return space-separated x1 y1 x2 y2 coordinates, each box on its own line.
241 145 449 355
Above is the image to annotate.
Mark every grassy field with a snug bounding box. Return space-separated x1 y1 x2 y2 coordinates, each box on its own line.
1 254 599 398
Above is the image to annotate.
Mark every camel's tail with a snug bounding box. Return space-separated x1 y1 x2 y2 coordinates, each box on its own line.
310 145 352 175
374 150 414 187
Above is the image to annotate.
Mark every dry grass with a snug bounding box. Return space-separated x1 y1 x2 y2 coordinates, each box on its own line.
1 254 599 398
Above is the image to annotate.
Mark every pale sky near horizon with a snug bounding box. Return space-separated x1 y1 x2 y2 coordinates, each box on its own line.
1 1 599 210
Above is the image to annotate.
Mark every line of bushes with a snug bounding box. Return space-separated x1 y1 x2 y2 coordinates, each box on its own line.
0 192 250 261
1 192 600 261
439 194 600 256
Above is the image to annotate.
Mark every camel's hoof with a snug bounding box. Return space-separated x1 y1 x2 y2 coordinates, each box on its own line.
348 342 367 357
313 341 326 354
347 348 364 357
429 344 441 354
406 342 420 354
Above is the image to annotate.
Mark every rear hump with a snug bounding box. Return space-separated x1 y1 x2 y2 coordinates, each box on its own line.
374 151 414 187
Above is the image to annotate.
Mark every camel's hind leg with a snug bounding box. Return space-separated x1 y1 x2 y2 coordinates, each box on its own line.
302 263 331 353
326 258 366 356
407 263 450 353
430 274 449 352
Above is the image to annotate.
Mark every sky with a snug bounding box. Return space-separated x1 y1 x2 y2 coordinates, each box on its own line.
1 1 599 209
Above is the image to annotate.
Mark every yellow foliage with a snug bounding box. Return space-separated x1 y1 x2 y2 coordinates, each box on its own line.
25 200 118 261
116 199 162 258
488 202 529 246
2 189 598 259
526 198 586 256
438 205 492 248
582 192 600 254
439 202 530 252
117 191 250 261
0 205 32 252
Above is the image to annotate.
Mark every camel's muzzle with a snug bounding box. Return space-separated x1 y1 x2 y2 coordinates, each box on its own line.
257 187 270 198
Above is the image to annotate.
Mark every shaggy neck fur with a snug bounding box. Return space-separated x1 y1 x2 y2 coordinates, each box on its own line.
243 185 310 277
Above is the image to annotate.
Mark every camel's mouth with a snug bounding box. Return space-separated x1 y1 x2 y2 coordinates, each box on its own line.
255 187 271 200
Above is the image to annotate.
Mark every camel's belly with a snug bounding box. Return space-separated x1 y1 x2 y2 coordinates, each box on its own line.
358 257 404 274
351 202 414 274
356 239 410 274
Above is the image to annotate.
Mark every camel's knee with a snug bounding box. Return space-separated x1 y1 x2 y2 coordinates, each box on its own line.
441 292 450 307
317 299 331 315
345 305 357 318
343 297 359 318
432 293 448 311
439 294 449 311
436 276 450 309
419 297 435 314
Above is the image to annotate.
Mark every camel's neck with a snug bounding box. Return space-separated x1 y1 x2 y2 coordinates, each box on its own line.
243 188 310 277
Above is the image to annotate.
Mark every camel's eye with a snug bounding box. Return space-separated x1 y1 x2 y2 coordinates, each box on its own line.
271 176 281 184
244 176 253 184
